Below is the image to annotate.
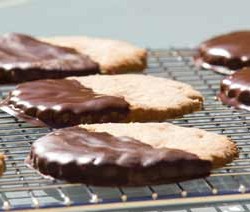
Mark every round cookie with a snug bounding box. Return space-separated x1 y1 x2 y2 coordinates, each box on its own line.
1 74 203 128
83 123 238 168
26 123 238 186
69 74 204 123
1 79 129 128
0 33 100 83
218 67 250 110
41 36 147 74
196 31 250 74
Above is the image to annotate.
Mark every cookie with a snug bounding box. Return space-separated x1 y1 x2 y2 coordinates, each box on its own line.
195 31 250 74
0 33 100 83
1 74 203 128
41 36 147 74
1 79 129 128
25 123 238 186
218 67 250 110
0 154 5 176
69 74 204 122
83 123 238 169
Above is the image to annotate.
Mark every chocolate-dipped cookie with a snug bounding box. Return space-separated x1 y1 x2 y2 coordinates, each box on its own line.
1 74 203 128
0 33 100 83
26 123 238 186
196 31 250 74
1 79 129 128
41 36 147 74
218 67 250 110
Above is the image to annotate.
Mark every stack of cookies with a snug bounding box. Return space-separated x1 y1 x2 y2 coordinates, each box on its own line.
0 33 238 186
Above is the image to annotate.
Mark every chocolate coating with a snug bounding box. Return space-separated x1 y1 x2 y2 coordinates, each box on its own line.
1 79 129 128
196 31 250 74
25 126 212 186
218 67 250 110
0 33 100 83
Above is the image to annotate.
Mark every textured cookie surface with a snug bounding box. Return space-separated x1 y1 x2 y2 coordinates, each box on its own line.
83 123 238 168
1 74 203 127
0 33 100 83
196 31 250 74
26 125 213 186
26 123 238 186
70 74 204 122
41 36 147 74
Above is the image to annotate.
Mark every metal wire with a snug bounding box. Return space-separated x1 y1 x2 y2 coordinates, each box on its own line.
0 49 248 211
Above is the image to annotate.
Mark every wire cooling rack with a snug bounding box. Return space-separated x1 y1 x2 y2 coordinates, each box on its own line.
0 49 249 211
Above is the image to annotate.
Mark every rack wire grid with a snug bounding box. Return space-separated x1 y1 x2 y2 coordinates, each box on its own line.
0 48 249 211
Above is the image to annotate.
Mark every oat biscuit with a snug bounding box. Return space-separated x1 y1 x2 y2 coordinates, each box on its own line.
26 123 238 186
83 123 238 168
41 36 147 74
70 74 204 123
0 33 100 83
1 74 203 127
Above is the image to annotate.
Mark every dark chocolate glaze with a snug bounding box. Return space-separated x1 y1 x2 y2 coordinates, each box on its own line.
218 67 250 110
196 31 250 74
0 33 100 83
1 79 129 128
25 126 212 186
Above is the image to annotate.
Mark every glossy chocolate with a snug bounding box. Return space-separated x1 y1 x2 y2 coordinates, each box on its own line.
196 31 250 74
26 126 212 186
1 79 129 128
0 33 100 83
218 67 250 110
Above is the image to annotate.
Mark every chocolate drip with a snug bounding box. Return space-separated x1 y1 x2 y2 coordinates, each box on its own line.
26 126 212 186
1 79 129 128
196 31 250 73
0 33 100 83
218 67 250 110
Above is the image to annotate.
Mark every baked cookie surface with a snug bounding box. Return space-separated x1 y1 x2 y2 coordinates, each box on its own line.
41 36 147 74
1 74 203 128
26 123 238 186
70 74 204 122
195 31 250 74
0 33 100 83
84 123 238 168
